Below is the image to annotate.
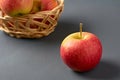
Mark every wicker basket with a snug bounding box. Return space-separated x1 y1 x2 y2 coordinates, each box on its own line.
0 0 64 38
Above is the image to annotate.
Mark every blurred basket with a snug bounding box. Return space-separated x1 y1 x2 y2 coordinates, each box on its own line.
0 0 64 38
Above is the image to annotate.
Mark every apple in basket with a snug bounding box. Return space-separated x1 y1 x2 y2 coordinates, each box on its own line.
41 0 58 11
60 23 102 72
0 0 33 16
31 0 58 13
31 0 41 13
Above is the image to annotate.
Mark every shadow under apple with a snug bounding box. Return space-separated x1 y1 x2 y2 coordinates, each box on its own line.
73 60 120 80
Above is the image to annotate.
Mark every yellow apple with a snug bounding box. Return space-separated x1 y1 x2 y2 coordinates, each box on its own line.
31 0 41 13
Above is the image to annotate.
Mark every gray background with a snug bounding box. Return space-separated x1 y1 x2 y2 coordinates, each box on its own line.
0 0 120 80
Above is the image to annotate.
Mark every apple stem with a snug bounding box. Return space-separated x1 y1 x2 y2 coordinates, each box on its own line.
80 23 83 39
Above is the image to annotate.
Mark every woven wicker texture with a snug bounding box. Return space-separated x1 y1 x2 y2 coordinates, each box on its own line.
0 0 64 38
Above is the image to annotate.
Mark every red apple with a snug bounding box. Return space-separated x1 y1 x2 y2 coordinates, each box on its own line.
31 0 41 13
41 0 58 11
0 0 33 16
60 32 102 72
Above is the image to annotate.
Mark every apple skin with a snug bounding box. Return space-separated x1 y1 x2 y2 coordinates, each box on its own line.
31 0 41 13
60 32 102 72
0 0 33 16
41 0 58 11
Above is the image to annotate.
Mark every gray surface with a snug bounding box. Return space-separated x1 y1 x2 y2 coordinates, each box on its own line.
0 0 120 80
